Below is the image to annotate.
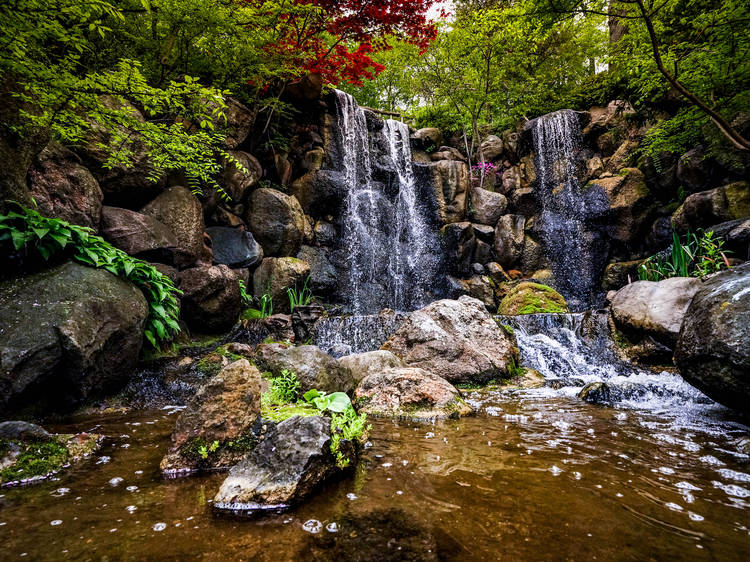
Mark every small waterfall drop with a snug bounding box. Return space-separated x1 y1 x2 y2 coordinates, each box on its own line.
532 110 604 309
335 91 441 314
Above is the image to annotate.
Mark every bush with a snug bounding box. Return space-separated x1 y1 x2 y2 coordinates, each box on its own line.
638 230 731 281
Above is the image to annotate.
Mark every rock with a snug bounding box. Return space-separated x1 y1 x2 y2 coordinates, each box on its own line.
601 260 644 291
179 264 242 333
493 214 526 269
247 188 306 257
430 146 466 162
472 223 495 243
338 351 404 385
458 275 496 310
604 139 639 173
710 218 750 260
291 304 326 343
611 277 701 347
586 156 604 179
313 220 337 246
0 262 147 415
0 421 51 442
578 382 612 404
285 73 323 102
205 227 263 268
354 367 472 420
412 128 443 150
222 151 262 202
222 97 256 149
252 257 310 314
470 187 507 226
213 415 340 512
440 222 476 275
473 239 493 264
427 160 470 224
479 135 504 161
381 296 518 384
501 166 521 194
486 262 510 284
28 142 103 229
296 245 337 296
497 282 569 315
676 146 716 192
100 206 177 258
254 344 356 394
672 182 750 233
587 168 653 244
140 186 206 269
160 359 262 474
675 264 750 413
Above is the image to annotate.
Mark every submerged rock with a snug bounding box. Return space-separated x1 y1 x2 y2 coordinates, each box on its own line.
497 282 569 315
611 277 701 347
0 262 148 415
160 359 262 475
381 296 518 384
675 263 750 414
213 415 341 513
255 344 356 394
578 382 612 404
354 367 472 420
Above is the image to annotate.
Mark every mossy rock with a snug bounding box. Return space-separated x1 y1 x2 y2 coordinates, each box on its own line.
497 282 569 315
260 402 319 423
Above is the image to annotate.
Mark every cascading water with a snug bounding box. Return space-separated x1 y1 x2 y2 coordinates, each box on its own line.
335 90 441 315
532 110 607 310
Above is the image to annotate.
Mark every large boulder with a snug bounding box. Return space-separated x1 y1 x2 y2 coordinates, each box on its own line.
213 415 341 513
427 160 470 224
587 168 653 244
440 222 476 275
611 277 702 346
179 264 242 333
338 350 404 386
354 367 472 420
296 245 337 296
480 135 504 161
140 186 206 269
252 257 310 314
493 214 526 269
205 226 263 269
160 359 262 474
470 187 507 226
221 97 256 150
672 182 750 233
28 142 103 229
0 262 148 415
497 282 568 315
247 188 306 257
221 150 262 203
412 128 443 150
675 264 750 413
255 344 356 394
381 296 518 384
100 206 177 259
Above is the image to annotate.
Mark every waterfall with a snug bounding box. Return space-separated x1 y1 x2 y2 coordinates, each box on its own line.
532 110 603 310
335 91 441 314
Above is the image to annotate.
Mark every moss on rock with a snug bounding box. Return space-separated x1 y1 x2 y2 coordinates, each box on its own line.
497 282 569 315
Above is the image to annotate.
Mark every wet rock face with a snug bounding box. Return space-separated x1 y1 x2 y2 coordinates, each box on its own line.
252 257 310 314
354 367 472 420
470 187 507 226
672 182 750 232
213 415 339 512
338 350 404 385
160 359 262 474
675 263 750 414
100 206 177 259
0 262 147 415
254 344 356 394
427 160 470 224
205 227 263 269
611 277 701 347
381 296 518 385
28 142 103 229
247 188 306 257
179 264 242 333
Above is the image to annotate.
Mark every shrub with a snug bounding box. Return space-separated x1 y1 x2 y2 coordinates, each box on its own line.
638 230 731 281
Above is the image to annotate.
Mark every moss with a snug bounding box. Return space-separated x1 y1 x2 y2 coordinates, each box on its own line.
195 344 246 377
500 323 515 336
261 402 318 422
0 438 69 484
497 282 569 315
179 432 258 465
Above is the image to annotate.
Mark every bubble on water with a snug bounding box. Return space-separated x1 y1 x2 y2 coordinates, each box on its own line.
549 465 563 476
713 481 750 498
153 522 167 532
109 528 117 533
665 502 683 511
126 486 138 492
615 412 627 421
346 493 358 501
689 512 704 522
363 441 372 449
51 488 70 497
676 481 702 491
302 519 322 534
381 462 392 468
485 407 502 417
326 522 339 533
109 477 124 486
658 467 675 475
425 432 435 439
573 472 582 480
616 493 623 498
717 469 750 483
50 520 63 526
96 456 111 464
0 522 6 526
699 455 725 466
134 470 143 475
396 490 403 495
121 444 130 448
126 506 137 514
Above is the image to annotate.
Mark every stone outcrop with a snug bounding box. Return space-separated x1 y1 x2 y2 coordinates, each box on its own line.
675 264 750 413
179 264 242 333
205 226 263 269
354 367 472 420
254 344 356 394
0 262 147 415
672 182 750 232
382 296 518 384
247 188 306 257
427 160 470 224
100 206 177 258
338 350 404 385
252 257 310 314
470 187 507 226
497 282 569 315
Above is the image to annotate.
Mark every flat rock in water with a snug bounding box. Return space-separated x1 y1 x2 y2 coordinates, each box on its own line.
0 421 51 442
213 415 338 513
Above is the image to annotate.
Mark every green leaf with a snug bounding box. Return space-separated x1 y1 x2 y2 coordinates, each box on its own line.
324 392 352 413
303 389 323 403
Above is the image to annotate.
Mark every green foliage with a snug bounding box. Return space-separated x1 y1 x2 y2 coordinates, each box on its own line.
0 205 181 347
287 276 313 311
180 433 257 465
638 230 731 281
238 280 252 308
329 406 370 469
303 389 352 413
0 438 69 484
266 369 301 404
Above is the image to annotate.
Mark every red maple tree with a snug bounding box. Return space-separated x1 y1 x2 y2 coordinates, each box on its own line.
243 0 438 87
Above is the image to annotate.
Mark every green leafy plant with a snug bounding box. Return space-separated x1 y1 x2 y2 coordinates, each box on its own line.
198 440 219 460
638 230 731 281
287 276 313 311
0 205 181 347
303 389 352 413
262 369 301 408
238 280 252 307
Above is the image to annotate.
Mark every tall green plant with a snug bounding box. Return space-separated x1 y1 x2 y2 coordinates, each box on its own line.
0 205 181 347
638 230 730 281
287 276 313 311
